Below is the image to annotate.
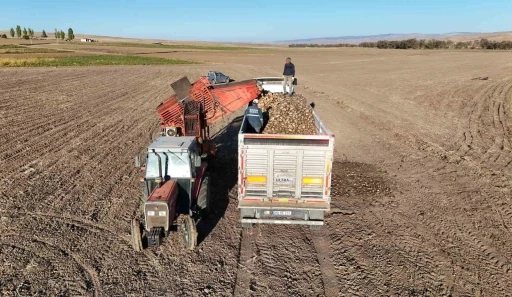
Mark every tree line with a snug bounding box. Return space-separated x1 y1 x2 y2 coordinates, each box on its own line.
289 43 358 48
5 26 75 41
289 38 512 50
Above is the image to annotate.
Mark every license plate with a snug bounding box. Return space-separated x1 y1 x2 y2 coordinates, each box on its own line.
273 210 292 216
274 173 295 184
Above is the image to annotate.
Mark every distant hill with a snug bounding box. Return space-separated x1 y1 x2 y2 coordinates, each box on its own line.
3 30 512 46
277 31 512 44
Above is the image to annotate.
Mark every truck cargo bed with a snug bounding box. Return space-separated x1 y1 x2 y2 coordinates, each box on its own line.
237 107 335 227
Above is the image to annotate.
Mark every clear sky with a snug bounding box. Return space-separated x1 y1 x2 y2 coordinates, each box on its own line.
1 0 511 42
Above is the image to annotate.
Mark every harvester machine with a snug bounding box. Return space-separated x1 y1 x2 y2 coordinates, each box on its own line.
131 76 261 251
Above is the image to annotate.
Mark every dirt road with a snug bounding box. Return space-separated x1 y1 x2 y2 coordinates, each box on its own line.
1 48 511 296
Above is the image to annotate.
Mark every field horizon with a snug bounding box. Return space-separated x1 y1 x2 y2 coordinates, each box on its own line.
3 29 512 46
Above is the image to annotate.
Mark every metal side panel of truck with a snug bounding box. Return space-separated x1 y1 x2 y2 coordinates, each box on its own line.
255 77 296 94
237 107 334 227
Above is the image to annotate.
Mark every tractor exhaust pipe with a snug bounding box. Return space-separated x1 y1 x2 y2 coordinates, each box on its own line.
162 152 169 181
152 149 163 185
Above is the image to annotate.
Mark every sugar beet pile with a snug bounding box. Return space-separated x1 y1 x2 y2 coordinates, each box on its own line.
258 93 317 135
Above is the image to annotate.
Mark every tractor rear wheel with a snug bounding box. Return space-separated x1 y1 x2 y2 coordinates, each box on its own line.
182 215 197 250
131 218 143 252
196 172 211 216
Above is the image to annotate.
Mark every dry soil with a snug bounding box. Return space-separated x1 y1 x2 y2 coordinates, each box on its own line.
1 48 512 297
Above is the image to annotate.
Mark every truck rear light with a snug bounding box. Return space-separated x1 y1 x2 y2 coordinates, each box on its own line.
302 177 323 184
270 198 291 203
246 176 266 183
147 211 155 216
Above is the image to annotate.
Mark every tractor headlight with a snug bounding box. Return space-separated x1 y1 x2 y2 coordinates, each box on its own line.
147 211 155 216
158 211 166 216
166 127 177 137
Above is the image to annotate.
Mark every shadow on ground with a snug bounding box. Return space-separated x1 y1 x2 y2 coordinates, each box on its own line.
196 115 244 244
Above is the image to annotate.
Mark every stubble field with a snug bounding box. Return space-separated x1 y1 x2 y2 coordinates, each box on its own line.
1 45 512 297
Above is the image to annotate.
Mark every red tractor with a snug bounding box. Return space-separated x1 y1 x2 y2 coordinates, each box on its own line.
131 76 261 251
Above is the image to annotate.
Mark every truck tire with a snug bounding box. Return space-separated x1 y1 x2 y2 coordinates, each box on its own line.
196 172 211 216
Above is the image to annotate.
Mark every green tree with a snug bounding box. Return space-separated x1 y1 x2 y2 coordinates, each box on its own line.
55 28 58 39
10 28 15 38
28 28 34 38
67 28 74 40
480 38 490 49
60 30 65 40
16 25 22 38
42 30 47 38
22 27 28 39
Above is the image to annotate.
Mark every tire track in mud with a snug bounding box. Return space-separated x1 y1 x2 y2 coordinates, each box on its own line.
0 234 102 297
328 218 384 297
0 210 119 237
323 160 471 296
455 78 512 173
0 210 166 296
250 226 324 297
233 228 256 297
232 225 326 297
427 78 512 294
307 228 341 297
392 154 512 296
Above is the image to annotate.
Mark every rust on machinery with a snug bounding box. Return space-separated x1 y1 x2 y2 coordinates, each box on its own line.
171 77 193 100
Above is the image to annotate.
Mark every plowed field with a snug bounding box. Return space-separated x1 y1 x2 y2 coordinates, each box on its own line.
1 48 512 297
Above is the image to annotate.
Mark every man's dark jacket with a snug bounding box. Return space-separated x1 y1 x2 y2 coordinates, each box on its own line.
283 62 295 76
245 105 263 129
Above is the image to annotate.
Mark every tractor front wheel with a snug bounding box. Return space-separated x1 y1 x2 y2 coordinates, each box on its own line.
182 215 197 250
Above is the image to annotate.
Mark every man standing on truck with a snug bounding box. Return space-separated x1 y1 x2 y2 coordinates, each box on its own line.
282 57 295 95
245 99 264 133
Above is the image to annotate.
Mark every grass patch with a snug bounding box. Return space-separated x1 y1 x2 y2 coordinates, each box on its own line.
0 57 55 67
2 48 72 54
0 44 26 49
76 42 254 51
0 55 197 67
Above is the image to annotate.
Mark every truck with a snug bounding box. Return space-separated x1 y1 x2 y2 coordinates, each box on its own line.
237 105 334 228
